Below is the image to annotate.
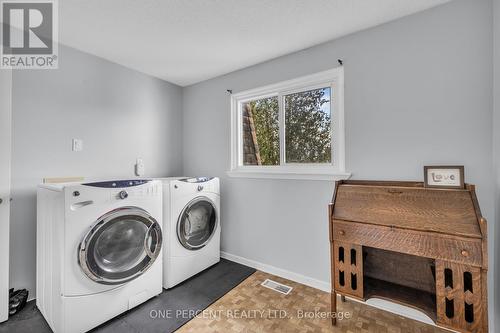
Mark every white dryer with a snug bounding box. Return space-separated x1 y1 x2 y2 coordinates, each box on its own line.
36 180 163 333
160 177 220 289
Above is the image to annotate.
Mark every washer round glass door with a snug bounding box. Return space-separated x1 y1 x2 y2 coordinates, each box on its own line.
78 207 162 285
177 197 217 250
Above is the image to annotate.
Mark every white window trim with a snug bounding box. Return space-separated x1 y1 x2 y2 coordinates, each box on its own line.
228 67 350 181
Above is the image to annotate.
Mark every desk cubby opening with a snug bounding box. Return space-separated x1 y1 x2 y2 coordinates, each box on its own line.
362 247 437 322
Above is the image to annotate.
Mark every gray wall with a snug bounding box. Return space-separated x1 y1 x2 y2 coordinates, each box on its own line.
8 0 498 328
494 0 500 329
10 45 183 298
0 71 12 323
182 0 495 327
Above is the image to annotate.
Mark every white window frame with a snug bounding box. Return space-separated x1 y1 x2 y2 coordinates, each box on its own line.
228 67 350 180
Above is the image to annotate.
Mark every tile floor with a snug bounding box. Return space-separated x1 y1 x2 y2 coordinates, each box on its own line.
0 259 255 333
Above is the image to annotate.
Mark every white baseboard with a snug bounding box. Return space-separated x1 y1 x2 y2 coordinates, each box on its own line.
221 251 436 327
220 251 330 292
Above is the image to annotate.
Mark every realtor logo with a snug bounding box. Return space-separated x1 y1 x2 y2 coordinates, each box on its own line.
1 0 58 69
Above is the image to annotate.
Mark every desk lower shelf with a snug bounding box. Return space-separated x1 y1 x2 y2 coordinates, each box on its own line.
364 277 437 322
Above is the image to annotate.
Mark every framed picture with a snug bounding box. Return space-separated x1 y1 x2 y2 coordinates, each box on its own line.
424 166 465 189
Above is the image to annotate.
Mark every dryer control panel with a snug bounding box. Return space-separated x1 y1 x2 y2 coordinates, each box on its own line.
179 177 214 183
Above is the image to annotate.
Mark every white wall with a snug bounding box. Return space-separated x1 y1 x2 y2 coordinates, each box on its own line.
182 0 495 328
9 45 183 298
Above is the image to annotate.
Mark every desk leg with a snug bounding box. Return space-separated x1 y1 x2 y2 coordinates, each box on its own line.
330 237 337 326
331 291 337 326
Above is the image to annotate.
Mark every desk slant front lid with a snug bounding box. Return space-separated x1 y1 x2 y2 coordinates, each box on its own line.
333 182 482 238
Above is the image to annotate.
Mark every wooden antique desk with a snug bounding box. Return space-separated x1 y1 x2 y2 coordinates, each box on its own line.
329 180 488 333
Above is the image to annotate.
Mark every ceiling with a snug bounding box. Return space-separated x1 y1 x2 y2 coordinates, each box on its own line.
59 0 451 86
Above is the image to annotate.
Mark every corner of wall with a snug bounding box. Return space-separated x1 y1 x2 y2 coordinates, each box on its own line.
179 86 186 175
493 0 500 332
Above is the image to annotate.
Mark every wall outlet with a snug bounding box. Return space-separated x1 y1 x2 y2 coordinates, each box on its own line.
72 139 83 152
135 158 145 176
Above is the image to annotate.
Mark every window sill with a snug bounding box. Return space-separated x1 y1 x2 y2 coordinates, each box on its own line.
226 169 351 181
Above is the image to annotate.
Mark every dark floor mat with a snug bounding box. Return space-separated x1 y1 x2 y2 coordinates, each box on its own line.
0 259 256 333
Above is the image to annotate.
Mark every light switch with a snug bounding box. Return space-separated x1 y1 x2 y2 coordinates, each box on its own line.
72 139 83 152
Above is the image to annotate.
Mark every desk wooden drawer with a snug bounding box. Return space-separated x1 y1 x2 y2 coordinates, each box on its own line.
332 220 482 266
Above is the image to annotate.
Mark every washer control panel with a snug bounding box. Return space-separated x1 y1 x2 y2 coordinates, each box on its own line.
82 180 150 188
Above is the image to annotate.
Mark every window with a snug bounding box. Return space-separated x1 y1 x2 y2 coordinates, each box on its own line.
229 67 349 180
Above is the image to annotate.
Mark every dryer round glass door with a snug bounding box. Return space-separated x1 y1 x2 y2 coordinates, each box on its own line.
78 207 162 285
177 197 217 250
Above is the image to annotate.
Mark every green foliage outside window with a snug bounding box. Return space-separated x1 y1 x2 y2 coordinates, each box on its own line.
285 88 331 163
247 97 280 165
245 87 331 165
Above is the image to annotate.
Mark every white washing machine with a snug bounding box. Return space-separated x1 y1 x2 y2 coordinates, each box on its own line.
36 180 163 333
159 177 220 289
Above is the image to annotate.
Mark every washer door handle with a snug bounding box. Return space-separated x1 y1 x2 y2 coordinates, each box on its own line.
144 221 162 259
